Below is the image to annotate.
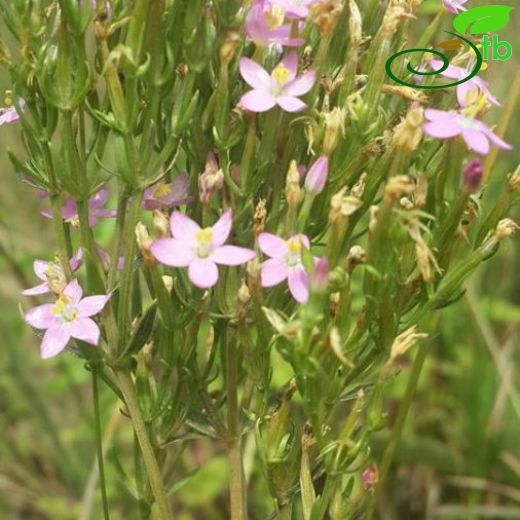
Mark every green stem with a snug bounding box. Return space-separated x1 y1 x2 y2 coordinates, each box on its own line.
365 339 430 520
92 371 110 520
115 370 173 520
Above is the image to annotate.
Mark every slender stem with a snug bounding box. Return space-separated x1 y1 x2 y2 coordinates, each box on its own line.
92 371 110 520
115 370 173 520
226 332 247 520
365 340 430 520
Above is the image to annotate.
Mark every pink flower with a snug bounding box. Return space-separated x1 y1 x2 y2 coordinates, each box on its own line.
270 0 320 19
143 174 191 211
304 156 329 194
22 250 83 296
40 189 116 226
0 99 24 126
429 60 500 107
245 1 304 47
239 52 316 113
259 232 310 303
423 108 512 155
461 158 484 192
24 279 110 359
150 209 256 289
442 0 468 14
362 464 378 490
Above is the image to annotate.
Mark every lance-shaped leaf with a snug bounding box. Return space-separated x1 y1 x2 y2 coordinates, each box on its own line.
453 5 514 35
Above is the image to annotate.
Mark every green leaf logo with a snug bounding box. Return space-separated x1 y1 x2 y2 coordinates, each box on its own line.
452 5 513 35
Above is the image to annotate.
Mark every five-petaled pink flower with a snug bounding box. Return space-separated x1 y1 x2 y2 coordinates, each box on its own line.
429 60 500 107
143 174 191 211
40 188 117 226
150 209 256 289
270 0 320 19
246 1 304 47
239 52 316 113
22 250 83 296
24 279 110 359
259 232 311 303
442 0 468 14
423 108 512 155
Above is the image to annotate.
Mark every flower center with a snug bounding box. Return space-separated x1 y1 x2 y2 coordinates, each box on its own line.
153 183 172 198
195 228 214 258
285 238 303 267
52 295 78 322
272 64 292 87
265 6 284 29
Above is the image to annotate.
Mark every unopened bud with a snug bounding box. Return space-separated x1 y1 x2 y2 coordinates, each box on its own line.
322 107 345 155
199 152 224 204
153 210 170 238
286 160 302 208
135 222 155 265
461 159 483 193
310 257 329 292
495 218 519 239
304 156 329 195
362 464 378 490
391 104 424 153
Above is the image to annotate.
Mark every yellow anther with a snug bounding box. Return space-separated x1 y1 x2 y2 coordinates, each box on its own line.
153 183 172 198
272 64 292 86
287 238 302 255
195 228 213 245
265 6 284 29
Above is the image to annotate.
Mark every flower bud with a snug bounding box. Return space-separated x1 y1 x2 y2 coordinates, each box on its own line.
310 257 329 293
304 156 329 195
362 464 378 490
135 222 155 266
461 159 483 193
322 108 345 155
346 245 366 272
153 210 170 238
286 160 302 208
198 152 224 204
495 219 519 239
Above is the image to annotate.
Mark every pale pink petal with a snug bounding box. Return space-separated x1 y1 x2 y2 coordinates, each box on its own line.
424 108 457 121
282 70 316 96
188 258 219 288
239 57 273 90
70 249 84 271
34 260 50 281
261 258 289 287
211 209 233 247
25 304 56 329
78 295 110 318
69 317 100 345
210 245 256 265
430 60 464 80
41 327 71 359
170 211 200 243
277 52 298 83
22 282 50 296
484 128 513 150
92 208 117 218
63 279 83 304
288 266 309 303
258 233 288 258
423 120 461 138
462 129 490 155
276 96 307 112
456 82 477 107
240 90 277 112
89 189 109 209
150 238 195 267
291 234 310 249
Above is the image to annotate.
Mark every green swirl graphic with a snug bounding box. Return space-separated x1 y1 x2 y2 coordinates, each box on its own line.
385 31 483 90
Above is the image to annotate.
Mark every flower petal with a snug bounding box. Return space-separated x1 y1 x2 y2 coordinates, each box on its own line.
170 211 200 243
288 266 309 303
150 238 195 267
41 327 71 359
277 51 298 83
25 304 56 329
69 317 100 345
282 70 316 96
70 249 84 272
210 245 256 265
78 295 110 318
261 258 289 287
423 120 461 138
462 129 490 155
239 57 273 90
276 95 307 112
188 258 219 288
484 128 513 150
424 108 457 121
22 282 50 296
240 90 277 112
89 189 109 208
34 260 50 281
211 209 233 247
63 279 83 304
258 233 288 258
